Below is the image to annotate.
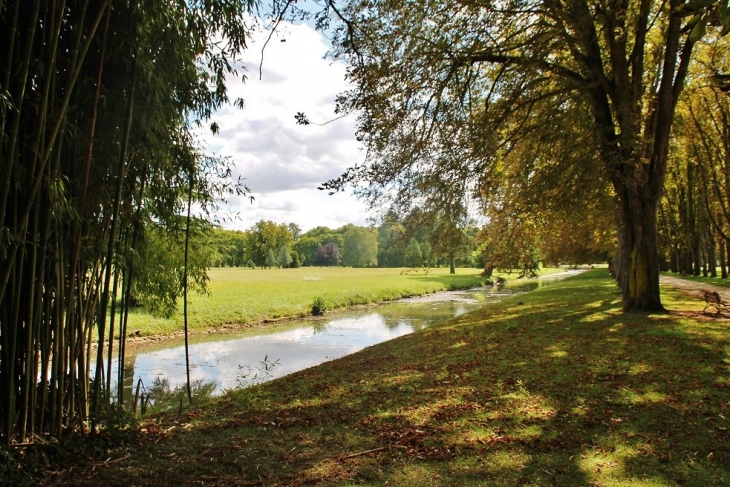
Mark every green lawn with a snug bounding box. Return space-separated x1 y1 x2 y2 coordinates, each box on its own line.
36 269 730 486
126 267 520 337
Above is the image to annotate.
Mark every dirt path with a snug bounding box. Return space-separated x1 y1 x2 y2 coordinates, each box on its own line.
660 275 730 320
660 274 730 301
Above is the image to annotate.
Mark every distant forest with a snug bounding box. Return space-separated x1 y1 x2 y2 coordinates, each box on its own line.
207 211 610 274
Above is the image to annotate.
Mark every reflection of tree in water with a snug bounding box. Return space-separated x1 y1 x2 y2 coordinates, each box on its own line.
502 281 542 293
146 377 217 413
236 355 280 388
378 303 480 331
311 321 327 334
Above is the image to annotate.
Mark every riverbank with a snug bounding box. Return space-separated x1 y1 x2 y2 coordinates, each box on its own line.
123 267 565 340
26 269 729 486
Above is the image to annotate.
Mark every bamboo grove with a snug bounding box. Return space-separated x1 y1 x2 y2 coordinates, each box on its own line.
0 0 255 444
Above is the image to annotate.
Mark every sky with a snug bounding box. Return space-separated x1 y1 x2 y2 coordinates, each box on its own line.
197 19 371 233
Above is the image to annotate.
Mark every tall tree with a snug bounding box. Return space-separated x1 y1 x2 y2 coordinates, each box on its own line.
376 214 406 267
247 220 293 266
278 244 293 268
404 238 423 268
294 226 344 265
658 34 730 276
312 0 728 310
313 242 342 266
342 226 379 267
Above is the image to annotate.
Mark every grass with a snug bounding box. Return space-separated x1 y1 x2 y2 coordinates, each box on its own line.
126 267 551 337
34 269 730 486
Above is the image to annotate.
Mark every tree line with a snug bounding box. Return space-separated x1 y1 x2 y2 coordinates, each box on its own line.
208 218 474 270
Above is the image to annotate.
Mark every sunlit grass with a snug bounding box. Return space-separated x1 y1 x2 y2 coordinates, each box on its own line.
125 266 563 337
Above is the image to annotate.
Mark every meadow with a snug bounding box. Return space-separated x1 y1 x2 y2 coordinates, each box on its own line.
127 266 495 337
38 269 730 486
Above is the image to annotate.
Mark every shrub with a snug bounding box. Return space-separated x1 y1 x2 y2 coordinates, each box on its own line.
311 296 327 316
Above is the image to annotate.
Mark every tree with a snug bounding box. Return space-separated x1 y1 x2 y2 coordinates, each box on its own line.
682 37 730 276
313 242 342 266
290 250 301 268
477 212 542 278
342 226 379 267
315 0 728 310
247 220 293 266
656 35 730 277
266 248 277 269
420 241 433 267
210 228 248 266
376 214 407 267
134 219 217 318
404 238 423 268
294 226 344 265
400 206 474 273
288 222 302 241
278 245 293 268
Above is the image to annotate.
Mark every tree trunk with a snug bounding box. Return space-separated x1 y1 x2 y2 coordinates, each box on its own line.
613 181 664 311
708 236 717 277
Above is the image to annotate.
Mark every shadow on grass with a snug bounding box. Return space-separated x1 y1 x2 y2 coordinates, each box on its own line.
45 270 730 487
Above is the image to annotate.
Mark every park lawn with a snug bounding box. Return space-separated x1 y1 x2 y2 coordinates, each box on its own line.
38 269 730 486
125 266 549 337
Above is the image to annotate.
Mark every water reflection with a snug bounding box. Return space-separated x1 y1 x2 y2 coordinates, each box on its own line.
143 377 217 413
110 273 577 405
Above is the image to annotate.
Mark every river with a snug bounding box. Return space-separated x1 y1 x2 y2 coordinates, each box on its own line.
114 270 583 409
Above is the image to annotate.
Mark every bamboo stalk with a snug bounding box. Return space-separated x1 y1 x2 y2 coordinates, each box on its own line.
106 268 120 399
0 0 109 307
92 55 137 432
118 168 148 405
19 181 42 442
183 168 194 405
0 0 41 231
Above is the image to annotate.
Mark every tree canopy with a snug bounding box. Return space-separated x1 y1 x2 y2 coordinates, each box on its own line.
303 0 730 310
342 225 379 266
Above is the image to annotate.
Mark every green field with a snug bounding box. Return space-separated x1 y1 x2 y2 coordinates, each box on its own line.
37 269 730 486
127 267 499 337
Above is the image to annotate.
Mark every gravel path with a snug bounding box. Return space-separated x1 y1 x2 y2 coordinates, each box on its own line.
660 274 730 301
659 274 730 319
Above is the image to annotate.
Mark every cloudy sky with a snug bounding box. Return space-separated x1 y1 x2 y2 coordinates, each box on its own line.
197 19 370 232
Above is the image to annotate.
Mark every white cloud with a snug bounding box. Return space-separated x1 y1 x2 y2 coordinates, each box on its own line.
197 21 370 232
220 188 368 231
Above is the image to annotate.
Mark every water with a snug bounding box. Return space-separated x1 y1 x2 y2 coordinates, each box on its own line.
114 271 581 406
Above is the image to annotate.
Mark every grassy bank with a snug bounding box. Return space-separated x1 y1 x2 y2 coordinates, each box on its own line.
37 269 729 486
127 267 503 337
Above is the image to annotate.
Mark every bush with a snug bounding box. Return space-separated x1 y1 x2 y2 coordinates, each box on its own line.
311 296 327 316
